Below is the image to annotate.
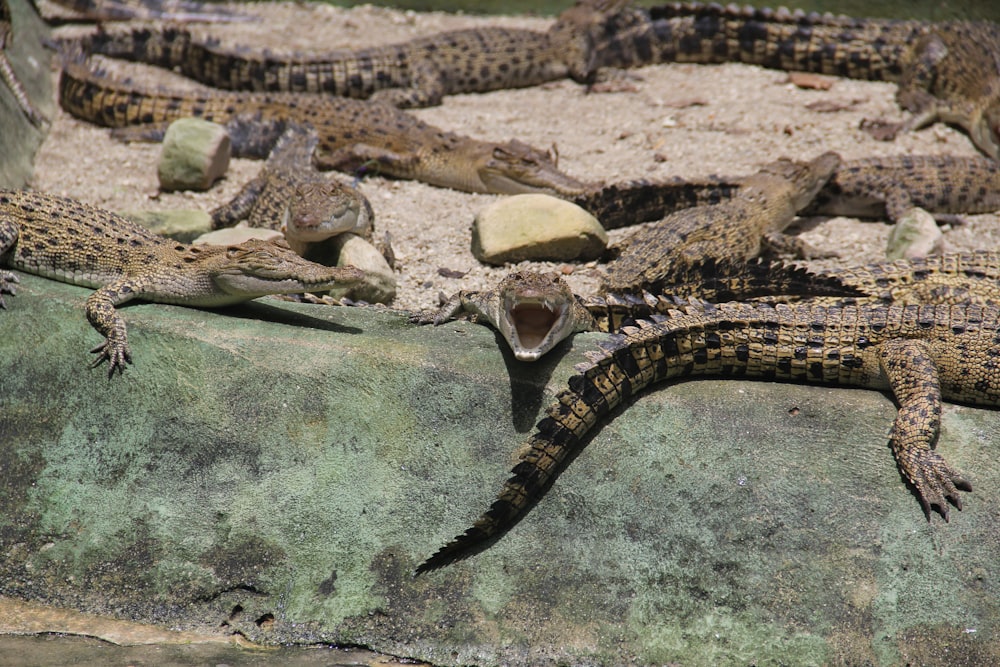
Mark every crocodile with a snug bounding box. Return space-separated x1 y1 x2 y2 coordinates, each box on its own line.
414 260 863 361
0 189 365 377
801 155 1000 224
417 298 1000 572
412 271 597 362
45 0 254 23
573 154 1000 231
600 151 840 295
56 55 589 196
66 0 628 108
581 3 1000 159
0 0 44 126
210 124 374 258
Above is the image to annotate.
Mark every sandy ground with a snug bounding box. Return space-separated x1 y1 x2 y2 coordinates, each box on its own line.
30 1 1000 312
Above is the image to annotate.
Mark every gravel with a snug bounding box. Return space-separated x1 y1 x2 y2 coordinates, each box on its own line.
32 1 1000 312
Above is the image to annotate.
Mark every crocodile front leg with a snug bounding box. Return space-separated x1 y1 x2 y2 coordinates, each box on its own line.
85 277 141 377
210 173 267 229
879 337 972 519
0 216 21 307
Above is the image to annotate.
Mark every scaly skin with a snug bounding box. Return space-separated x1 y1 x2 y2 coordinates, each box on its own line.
210 125 374 257
575 154 1000 230
57 56 589 196
0 189 364 376
66 0 626 108
417 262 863 360
802 155 1000 223
46 0 254 22
571 176 741 230
585 3 1000 159
417 299 998 572
600 152 840 294
815 252 1000 308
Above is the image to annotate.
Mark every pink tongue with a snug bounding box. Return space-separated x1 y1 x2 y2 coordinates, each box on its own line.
512 304 557 348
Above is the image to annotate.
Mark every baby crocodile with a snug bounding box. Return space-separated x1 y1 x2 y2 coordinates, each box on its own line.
0 189 364 376
46 0 254 22
418 299 999 572
415 261 861 361
586 4 1000 159
412 271 597 362
67 0 626 107
574 154 1000 230
210 124 374 258
600 152 840 294
57 55 589 196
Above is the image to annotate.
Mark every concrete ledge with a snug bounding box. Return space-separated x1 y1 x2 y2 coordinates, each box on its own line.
0 273 998 666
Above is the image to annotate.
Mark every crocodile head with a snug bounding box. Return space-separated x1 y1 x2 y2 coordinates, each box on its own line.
758 151 842 211
495 270 594 361
282 181 373 244
189 238 365 300
548 0 648 80
478 140 589 197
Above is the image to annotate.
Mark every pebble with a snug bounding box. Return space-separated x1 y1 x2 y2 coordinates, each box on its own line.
470 194 607 265
158 119 232 192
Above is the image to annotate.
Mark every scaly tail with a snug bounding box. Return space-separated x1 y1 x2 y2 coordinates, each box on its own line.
417 320 674 573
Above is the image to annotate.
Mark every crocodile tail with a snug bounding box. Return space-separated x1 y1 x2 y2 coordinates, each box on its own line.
415 431 569 574
592 5 919 81
417 334 658 573
67 25 195 69
651 257 870 302
573 177 740 230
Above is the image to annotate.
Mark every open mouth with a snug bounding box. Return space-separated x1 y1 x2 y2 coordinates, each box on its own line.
506 300 568 360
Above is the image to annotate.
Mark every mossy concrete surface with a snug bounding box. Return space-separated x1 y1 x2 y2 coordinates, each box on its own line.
1 274 998 666
0 0 52 188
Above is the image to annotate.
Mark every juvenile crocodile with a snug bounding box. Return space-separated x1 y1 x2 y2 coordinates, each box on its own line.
57 55 589 196
417 299 999 572
574 154 1000 230
801 155 1000 224
600 151 840 294
46 0 254 23
414 261 862 361
412 271 597 362
210 124 374 258
584 3 1000 159
68 0 627 108
0 189 364 377
0 0 44 126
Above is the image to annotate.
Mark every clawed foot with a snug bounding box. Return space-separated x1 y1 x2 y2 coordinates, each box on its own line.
409 311 434 325
89 339 133 378
905 448 972 521
0 270 19 308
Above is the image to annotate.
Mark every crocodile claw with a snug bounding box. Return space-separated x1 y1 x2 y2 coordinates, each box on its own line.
906 448 972 521
89 340 134 378
0 270 19 308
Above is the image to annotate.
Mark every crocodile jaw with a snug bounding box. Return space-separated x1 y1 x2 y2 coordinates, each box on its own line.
206 239 364 301
499 295 574 362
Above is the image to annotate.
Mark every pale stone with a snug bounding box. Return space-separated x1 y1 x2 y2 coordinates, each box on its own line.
192 226 283 245
886 206 943 259
157 119 231 192
471 194 608 265
298 233 396 304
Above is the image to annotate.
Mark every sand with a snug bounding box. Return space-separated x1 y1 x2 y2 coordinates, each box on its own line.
31 1 1000 312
